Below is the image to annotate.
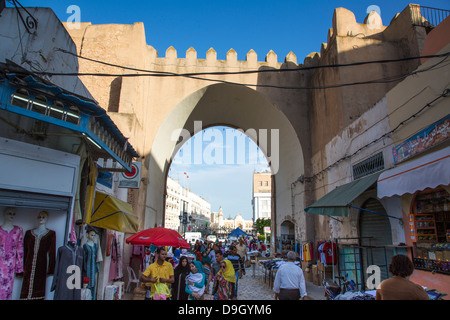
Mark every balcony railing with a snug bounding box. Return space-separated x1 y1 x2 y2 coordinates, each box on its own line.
411 4 450 30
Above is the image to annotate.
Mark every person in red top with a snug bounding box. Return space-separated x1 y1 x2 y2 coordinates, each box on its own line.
261 242 266 251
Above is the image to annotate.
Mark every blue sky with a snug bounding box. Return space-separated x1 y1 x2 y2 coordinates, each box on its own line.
169 126 270 220
11 0 449 219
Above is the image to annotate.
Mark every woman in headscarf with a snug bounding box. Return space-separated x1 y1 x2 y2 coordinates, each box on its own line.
201 251 212 294
172 256 190 300
185 261 205 300
212 259 236 300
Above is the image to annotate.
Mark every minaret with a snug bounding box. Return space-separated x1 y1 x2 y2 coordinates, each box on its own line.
218 206 223 227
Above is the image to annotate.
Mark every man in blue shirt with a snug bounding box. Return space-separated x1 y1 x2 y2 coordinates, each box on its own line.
273 251 307 300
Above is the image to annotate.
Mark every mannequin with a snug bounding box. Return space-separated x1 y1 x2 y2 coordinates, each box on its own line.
0 207 24 300
33 211 49 236
83 229 99 300
1 207 16 232
20 211 56 300
80 277 92 300
51 237 83 300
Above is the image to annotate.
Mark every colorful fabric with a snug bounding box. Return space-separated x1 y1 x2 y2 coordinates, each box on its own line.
219 259 236 283
0 226 24 300
185 272 205 297
215 272 234 300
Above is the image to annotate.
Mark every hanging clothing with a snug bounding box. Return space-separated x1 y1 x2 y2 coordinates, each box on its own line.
51 244 84 300
83 242 99 300
303 243 311 261
0 225 24 300
20 229 56 300
317 241 337 265
80 227 103 263
108 231 123 281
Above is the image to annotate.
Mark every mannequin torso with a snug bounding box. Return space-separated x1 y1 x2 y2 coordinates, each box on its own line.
1 221 14 233
33 224 48 237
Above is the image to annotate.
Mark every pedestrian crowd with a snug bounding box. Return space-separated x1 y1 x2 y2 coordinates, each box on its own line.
138 236 269 300
135 235 429 301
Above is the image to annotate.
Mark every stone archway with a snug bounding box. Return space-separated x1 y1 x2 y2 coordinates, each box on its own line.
145 83 305 245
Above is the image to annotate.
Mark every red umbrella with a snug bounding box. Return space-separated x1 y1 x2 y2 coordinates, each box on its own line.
125 227 190 248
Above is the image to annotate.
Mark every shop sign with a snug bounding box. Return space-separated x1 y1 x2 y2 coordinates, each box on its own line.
118 162 141 188
97 170 113 189
264 226 271 234
392 114 449 164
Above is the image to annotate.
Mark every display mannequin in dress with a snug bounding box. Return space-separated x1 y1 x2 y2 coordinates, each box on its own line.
33 211 49 236
20 211 56 300
2 207 16 232
83 229 99 300
0 207 24 300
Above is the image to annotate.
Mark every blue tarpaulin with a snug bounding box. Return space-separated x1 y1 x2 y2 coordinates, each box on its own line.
228 228 248 238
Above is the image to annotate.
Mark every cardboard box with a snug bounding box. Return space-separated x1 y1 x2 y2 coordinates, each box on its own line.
302 261 311 270
314 271 323 286
318 261 324 272
324 266 333 279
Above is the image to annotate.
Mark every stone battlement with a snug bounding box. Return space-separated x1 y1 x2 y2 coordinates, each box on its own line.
148 45 298 70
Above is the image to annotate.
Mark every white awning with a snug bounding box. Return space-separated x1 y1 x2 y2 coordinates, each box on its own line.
377 145 450 198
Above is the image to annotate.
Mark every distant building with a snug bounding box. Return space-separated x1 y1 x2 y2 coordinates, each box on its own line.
210 206 254 235
252 171 272 221
165 177 211 232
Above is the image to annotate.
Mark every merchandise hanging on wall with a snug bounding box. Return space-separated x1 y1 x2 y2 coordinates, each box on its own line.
20 211 56 300
51 241 84 300
108 230 124 282
0 207 24 300
83 228 99 300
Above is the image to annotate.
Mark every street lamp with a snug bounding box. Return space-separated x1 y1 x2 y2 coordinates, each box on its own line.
179 201 192 235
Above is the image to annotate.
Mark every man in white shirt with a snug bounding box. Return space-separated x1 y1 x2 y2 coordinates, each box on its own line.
273 251 307 300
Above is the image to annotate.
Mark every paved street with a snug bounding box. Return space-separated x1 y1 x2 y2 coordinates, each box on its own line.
124 262 325 301
205 263 326 301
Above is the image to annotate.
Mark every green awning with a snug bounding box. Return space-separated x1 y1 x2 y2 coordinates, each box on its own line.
305 172 381 217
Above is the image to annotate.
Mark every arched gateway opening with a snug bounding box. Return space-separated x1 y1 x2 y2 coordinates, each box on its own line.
145 83 305 245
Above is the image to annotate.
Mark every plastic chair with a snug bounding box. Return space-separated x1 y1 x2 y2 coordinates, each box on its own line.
126 266 140 293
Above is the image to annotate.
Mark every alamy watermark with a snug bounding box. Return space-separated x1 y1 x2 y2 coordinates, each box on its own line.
171 121 279 174
65 5 81 30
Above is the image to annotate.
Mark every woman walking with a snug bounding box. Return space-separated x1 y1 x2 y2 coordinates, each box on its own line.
185 261 206 300
172 256 190 300
212 260 236 300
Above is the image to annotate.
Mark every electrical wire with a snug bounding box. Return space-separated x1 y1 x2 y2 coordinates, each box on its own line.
36 49 450 90
55 48 450 76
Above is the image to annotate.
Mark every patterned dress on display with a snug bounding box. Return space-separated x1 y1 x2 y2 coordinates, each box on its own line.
0 226 24 300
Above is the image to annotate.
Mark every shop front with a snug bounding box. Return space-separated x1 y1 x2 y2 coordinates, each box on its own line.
378 145 450 298
0 65 139 300
305 172 406 292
